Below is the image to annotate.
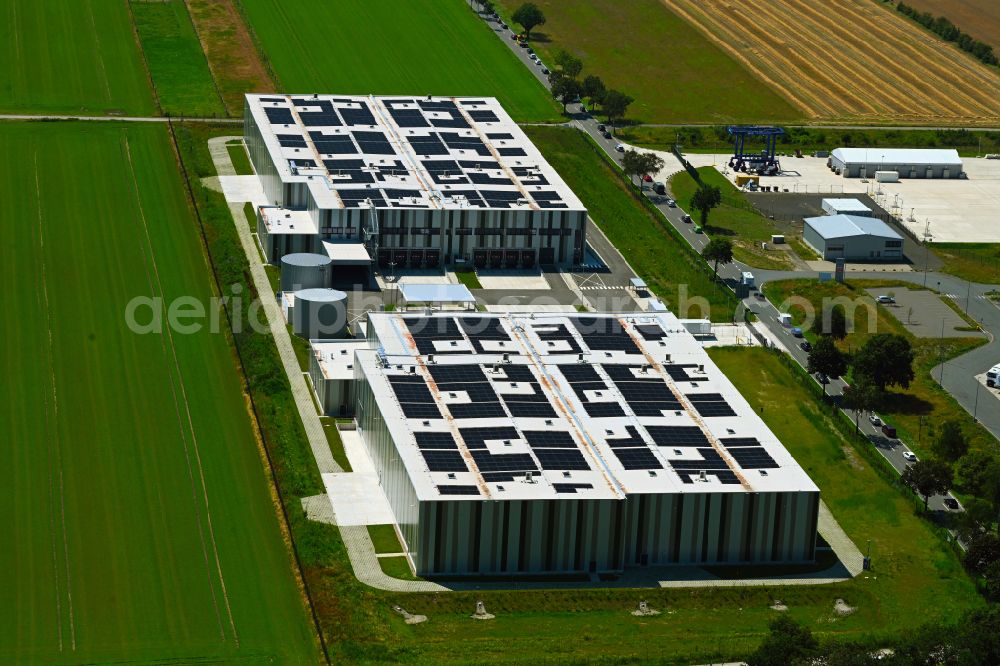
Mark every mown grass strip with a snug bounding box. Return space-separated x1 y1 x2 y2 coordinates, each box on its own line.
130 0 226 117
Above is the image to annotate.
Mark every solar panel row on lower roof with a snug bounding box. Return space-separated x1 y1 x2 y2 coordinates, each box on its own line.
415 432 458 449
571 319 639 353
468 110 500 123
400 403 443 419
459 427 520 449
470 451 537 473
553 483 594 494
264 107 294 125
727 447 779 469
277 133 307 148
449 402 506 419
340 106 376 126
534 449 589 471
646 426 709 447
420 449 468 472
662 364 710 382
300 111 342 127
607 425 662 470
533 324 581 354
523 431 577 448
437 485 480 496
388 107 429 128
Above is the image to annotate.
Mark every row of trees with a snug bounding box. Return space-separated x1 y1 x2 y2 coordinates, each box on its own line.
806 317 1000 593
748 605 1000 665
896 3 998 66
547 50 634 127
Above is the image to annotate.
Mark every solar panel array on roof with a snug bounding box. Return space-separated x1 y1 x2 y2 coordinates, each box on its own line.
663 364 710 383
298 101 342 127
336 189 387 208
406 316 466 355
340 106 376 126
260 97 285 103
277 133 307 149
603 364 682 416
420 449 468 472
534 323 582 354
646 426 709 447
497 147 526 157
558 363 625 418
314 133 358 155
389 374 443 420
635 323 666 340
457 317 511 352
437 485 480 495
720 437 778 470
666 448 739 484
265 107 294 125
387 106 429 128
440 133 491 156
468 110 500 123
415 432 458 449
429 363 506 420
607 425 663 470
460 426 539 481
488 364 556 418
686 392 737 417
409 134 449 156
352 131 395 155
572 318 640 353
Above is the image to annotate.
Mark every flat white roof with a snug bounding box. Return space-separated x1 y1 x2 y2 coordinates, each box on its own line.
246 94 585 213
805 214 903 241
259 206 317 235
822 198 872 213
831 147 962 167
312 340 371 380
398 283 475 304
359 312 819 502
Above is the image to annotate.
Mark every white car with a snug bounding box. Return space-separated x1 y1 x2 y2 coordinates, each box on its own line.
614 143 625 152
868 413 882 427
877 295 895 304
902 451 917 462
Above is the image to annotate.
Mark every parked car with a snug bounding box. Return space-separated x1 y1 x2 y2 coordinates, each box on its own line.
540 66 549 75
597 124 606 132
666 198 677 207
530 54 538 61
600 129 611 139
681 213 692 223
614 143 625 152
877 295 895 304
642 174 653 182
944 497 960 510
883 424 899 439
791 327 803 338
799 341 812 352
868 413 882 427
519 41 529 49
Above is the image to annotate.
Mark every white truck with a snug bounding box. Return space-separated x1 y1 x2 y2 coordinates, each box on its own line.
987 364 1000 387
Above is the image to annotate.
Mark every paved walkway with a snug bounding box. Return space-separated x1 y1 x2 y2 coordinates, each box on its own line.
208 136 238 176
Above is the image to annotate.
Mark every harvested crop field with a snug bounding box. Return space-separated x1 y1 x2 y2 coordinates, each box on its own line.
667 0 1000 125
901 0 1000 53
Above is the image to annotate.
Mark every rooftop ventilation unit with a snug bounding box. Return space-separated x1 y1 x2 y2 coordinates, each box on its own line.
502 353 510 364
698 470 708 482
577 353 585 363
665 354 672 363
523 471 536 484
428 354 436 364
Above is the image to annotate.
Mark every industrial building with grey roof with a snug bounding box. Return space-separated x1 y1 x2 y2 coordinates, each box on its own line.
244 94 588 273
335 311 820 576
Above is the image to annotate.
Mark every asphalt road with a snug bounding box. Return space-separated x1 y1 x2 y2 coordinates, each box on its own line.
482 6 997 514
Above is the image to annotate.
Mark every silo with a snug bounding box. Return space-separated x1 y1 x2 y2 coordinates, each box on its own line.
292 288 348 339
280 253 331 292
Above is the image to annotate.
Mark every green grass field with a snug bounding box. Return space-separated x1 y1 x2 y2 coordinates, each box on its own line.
0 0 155 115
130 0 226 117
762 279 994 460
495 0 802 124
708 348 981 627
0 122 318 664
239 0 561 122
670 167 799 269
931 242 1000 284
525 125 738 320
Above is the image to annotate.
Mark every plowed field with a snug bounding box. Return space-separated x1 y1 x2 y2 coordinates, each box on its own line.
902 0 1000 53
667 0 1000 125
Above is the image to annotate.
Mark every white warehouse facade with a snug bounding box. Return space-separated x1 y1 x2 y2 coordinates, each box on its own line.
804 214 904 261
347 312 820 577
244 94 588 272
829 147 963 179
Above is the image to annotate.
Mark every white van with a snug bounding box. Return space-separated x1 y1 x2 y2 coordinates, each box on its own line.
988 365 1000 387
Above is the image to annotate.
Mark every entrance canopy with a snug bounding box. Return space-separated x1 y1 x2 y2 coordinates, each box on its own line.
322 241 371 266
398 283 475 309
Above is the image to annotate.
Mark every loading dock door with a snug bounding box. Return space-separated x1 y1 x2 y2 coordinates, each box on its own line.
520 250 536 268
489 250 503 268
473 250 487 268
538 247 555 266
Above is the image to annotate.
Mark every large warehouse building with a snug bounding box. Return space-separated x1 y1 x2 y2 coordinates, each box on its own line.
804 214 904 261
346 311 819 576
244 94 588 272
829 147 963 179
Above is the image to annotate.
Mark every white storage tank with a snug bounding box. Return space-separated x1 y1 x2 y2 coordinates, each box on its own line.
280 253 331 292
292 288 348 339
875 170 900 183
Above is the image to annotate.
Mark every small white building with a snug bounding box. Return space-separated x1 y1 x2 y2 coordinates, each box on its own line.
821 198 873 217
803 215 904 261
829 148 963 179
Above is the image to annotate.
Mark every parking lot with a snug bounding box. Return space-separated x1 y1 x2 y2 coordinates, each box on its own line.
865 287 985 339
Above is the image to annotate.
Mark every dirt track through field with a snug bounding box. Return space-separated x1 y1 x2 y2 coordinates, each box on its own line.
665 0 1000 124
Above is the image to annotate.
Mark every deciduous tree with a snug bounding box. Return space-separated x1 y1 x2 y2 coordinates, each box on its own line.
901 459 953 509
747 616 818 666
550 76 581 113
582 75 606 107
701 238 733 282
807 336 847 394
852 333 915 392
933 419 968 462
602 89 633 130
690 184 721 228
512 3 545 39
554 50 583 79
